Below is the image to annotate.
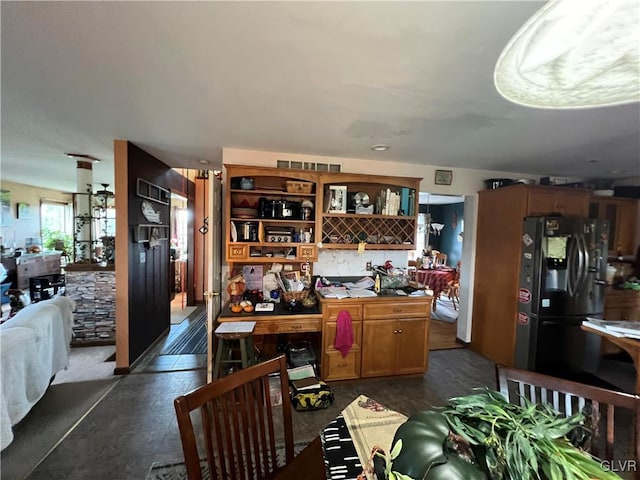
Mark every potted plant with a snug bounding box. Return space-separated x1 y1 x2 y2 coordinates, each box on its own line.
373 389 620 480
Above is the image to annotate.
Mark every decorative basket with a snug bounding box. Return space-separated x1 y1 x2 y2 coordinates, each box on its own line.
286 181 313 194
281 289 310 303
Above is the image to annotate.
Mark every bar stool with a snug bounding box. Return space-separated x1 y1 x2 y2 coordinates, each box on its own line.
212 331 255 380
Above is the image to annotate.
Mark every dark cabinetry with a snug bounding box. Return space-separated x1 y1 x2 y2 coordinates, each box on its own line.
589 196 639 256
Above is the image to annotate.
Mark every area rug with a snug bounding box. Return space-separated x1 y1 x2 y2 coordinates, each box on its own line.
160 308 206 355
430 295 459 323
145 442 310 480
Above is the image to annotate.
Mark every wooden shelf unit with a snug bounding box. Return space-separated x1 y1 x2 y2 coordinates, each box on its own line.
317 172 420 250
224 165 422 263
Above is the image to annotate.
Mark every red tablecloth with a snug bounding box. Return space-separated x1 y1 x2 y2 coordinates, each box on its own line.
415 268 456 299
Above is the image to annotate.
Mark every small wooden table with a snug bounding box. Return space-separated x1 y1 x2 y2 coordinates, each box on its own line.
581 324 640 394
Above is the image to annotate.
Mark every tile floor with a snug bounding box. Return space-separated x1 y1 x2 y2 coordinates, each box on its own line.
4 345 498 480
2 299 636 479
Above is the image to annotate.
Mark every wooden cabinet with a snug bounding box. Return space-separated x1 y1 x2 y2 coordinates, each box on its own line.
470 184 592 367
589 196 639 256
527 187 590 217
601 288 640 355
361 317 429 377
604 288 640 321
223 165 422 263
224 165 320 264
321 301 363 381
361 300 430 377
320 296 430 380
318 173 421 250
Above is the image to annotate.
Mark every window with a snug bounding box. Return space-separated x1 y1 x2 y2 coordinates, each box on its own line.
40 200 73 254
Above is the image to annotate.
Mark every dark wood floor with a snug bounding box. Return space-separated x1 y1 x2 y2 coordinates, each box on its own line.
5 348 496 480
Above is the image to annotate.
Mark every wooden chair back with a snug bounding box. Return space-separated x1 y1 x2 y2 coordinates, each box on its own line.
433 252 447 266
174 355 295 480
443 265 461 309
496 365 640 466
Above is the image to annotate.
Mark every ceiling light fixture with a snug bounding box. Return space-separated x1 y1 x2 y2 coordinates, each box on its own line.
199 160 209 165
371 144 390 152
586 159 599 163
608 169 627 174
65 153 101 162
494 0 640 109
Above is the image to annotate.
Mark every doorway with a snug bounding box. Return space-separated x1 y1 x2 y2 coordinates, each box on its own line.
170 192 195 323
132 169 222 374
416 193 465 350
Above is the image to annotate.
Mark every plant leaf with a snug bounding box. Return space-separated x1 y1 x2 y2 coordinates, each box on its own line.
390 439 403 460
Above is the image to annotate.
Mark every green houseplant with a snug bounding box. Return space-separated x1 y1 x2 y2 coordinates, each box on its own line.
383 389 621 480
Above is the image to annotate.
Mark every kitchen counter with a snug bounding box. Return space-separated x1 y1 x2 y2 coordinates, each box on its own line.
218 301 322 335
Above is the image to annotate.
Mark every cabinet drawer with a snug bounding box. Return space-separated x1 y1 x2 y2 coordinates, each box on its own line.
363 302 428 319
299 245 317 260
323 321 362 350
322 349 361 381
325 304 362 321
253 318 322 335
227 244 249 260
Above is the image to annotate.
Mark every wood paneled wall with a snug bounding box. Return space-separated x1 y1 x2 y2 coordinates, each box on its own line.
115 141 194 372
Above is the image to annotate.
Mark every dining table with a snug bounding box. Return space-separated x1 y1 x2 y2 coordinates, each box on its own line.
273 395 408 480
415 267 457 311
581 323 640 394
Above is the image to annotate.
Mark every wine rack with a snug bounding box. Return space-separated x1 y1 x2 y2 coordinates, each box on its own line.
321 214 416 249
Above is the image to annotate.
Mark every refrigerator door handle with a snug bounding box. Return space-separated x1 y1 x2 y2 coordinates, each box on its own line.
567 236 578 297
576 234 588 291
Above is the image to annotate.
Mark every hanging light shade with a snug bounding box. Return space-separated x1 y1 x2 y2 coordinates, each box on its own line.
94 183 115 208
494 0 640 109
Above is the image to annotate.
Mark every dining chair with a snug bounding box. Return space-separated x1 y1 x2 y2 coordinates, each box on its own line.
433 252 447 266
495 365 640 466
174 355 320 480
442 262 461 309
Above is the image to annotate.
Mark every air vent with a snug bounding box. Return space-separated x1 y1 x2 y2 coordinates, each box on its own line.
276 160 341 172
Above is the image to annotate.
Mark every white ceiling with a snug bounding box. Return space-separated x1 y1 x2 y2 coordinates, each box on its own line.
2 1 639 193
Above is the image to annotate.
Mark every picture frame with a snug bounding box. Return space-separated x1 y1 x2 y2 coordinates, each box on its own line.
327 185 348 213
434 169 453 186
16 202 31 220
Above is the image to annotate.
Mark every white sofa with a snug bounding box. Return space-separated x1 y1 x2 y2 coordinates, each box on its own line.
0 296 75 451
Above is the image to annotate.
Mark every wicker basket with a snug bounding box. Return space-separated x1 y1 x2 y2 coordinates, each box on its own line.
286 181 313 194
281 289 310 303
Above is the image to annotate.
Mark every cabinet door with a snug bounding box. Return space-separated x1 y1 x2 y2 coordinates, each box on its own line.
527 189 559 215
395 318 429 374
559 191 589 217
615 199 639 255
361 319 396 377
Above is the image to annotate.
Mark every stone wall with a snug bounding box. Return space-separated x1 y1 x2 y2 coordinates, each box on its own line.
65 270 115 345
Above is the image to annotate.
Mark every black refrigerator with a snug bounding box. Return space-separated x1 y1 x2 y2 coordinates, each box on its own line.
514 216 609 378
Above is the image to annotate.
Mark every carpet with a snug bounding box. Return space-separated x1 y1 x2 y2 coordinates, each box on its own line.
145 442 310 480
160 308 207 355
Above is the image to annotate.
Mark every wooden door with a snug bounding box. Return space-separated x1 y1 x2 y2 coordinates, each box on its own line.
395 318 429 374
205 173 223 383
361 319 396 377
